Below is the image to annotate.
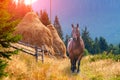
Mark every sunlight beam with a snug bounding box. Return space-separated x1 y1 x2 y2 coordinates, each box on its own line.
13 0 37 6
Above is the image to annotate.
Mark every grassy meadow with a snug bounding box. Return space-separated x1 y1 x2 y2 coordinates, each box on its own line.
3 51 120 80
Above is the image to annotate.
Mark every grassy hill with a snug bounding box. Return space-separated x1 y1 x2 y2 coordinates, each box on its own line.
3 51 120 80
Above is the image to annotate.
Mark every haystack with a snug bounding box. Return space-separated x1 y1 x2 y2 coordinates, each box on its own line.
14 12 55 55
47 24 66 58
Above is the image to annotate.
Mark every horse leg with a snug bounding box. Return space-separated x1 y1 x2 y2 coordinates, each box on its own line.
70 59 74 72
77 60 80 73
66 51 69 57
77 54 83 73
70 59 76 73
74 59 77 71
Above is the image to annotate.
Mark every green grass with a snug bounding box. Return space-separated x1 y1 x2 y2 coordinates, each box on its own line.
110 76 120 80
89 52 120 62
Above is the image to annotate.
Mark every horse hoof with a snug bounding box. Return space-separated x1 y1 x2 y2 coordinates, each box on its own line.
71 70 75 73
71 69 75 73
77 70 80 73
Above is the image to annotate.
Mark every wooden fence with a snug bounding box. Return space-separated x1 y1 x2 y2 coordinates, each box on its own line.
10 41 52 63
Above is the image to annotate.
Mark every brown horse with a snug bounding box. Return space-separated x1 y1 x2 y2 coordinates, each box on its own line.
67 24 84 73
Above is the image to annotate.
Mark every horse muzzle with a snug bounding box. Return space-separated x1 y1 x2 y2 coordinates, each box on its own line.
73 37 78 41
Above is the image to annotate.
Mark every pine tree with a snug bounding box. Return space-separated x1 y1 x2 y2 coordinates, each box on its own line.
40 10 51 26
99 37 108 53
82 27 93 53
64 34 70 56
93 37 100 54
118 43 120 54
8 0 31 20
0 0 21 78
107 44 114 53
64 34 70 48
54 16 64 40
112 44 120 54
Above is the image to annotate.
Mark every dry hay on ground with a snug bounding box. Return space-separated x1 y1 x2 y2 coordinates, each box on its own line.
47 24 67 58
14 12 55 55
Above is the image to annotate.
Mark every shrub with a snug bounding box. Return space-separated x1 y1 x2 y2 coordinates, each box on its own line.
90 52 120 62
84 49 89 56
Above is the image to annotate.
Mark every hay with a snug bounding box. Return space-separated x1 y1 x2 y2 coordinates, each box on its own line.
47 24 66 58
14 12 55 55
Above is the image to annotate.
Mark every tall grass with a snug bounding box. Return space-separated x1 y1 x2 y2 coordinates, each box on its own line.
3 51 120 80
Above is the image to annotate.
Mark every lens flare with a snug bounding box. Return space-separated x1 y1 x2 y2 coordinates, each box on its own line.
13 0 19 5
13 0 37 5
24 0 37 5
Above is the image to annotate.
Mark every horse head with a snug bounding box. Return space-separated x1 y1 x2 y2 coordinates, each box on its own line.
71 24 80 41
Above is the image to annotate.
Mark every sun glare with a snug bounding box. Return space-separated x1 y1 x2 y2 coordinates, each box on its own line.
24 0 37 5
13 0 37 5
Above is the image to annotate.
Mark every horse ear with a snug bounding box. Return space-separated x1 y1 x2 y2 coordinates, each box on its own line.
72 24 74 28
77 24 79 28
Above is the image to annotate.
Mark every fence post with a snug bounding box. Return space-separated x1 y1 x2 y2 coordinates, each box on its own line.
35 45 38 62
41 45 44 63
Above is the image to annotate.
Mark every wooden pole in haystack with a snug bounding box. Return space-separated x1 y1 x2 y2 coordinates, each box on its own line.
50 0 52 21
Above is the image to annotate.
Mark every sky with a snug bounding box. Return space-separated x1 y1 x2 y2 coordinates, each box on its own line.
32 0 120 44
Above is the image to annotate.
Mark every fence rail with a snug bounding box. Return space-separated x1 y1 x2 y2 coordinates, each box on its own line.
10 41 52 63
